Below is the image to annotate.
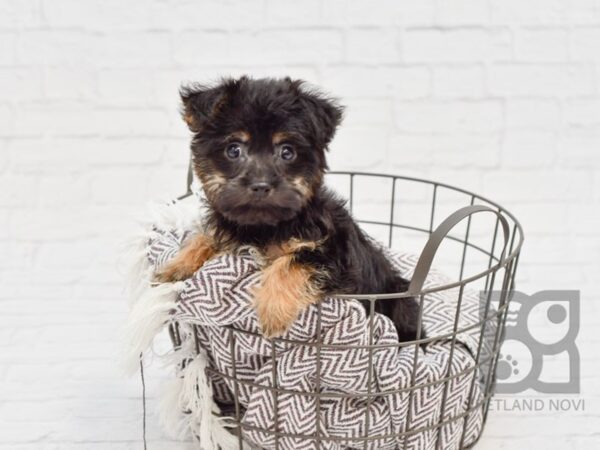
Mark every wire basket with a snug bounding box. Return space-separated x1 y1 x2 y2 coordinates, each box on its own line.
168 170 524 450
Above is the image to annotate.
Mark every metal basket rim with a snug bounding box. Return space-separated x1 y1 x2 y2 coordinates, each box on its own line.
324 170 524 301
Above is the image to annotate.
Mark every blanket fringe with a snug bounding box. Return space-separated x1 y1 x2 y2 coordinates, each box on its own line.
121 281 183 375
119 228 155 306
158 354 239 450
123 196 237 449
121 196 203 375
119 197 204 305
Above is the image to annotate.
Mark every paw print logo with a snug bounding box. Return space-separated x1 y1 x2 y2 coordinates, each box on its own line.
481 290 580 394
496 354 519 380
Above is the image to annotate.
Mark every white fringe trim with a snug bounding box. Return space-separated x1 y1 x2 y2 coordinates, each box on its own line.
159 354 239 450
122 195 238 448
121 281 184 375
119 227 155 306
118 196 204 306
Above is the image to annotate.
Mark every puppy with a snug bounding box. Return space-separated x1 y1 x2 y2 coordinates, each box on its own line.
156 76 423 342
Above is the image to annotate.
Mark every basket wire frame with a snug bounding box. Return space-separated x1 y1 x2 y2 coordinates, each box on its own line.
169 170 524 450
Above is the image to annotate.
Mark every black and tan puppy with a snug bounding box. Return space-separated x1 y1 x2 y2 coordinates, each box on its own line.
156 76 422 342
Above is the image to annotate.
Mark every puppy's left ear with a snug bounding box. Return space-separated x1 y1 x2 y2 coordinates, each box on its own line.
298 86 344 150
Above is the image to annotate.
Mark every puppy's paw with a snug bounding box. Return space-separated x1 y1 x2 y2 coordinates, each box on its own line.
254 286 301 339
153 233 216 283
253 255 321 339
256 307 293 339
154 260 198 282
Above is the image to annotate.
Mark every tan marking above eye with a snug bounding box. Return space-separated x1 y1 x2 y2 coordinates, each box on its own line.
227 131 250 143
272 131 298 145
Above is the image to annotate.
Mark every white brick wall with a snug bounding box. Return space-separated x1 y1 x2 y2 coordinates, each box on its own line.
1 0 599 448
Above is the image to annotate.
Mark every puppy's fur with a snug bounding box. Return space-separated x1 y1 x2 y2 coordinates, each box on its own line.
157 76 422 342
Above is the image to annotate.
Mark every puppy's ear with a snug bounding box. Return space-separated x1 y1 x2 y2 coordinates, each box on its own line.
179 84 224 132
296 84 344 149
180 77 245 132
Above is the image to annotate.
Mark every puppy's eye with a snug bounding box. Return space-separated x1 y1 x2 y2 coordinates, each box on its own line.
280 145 296 161
225 143 242 159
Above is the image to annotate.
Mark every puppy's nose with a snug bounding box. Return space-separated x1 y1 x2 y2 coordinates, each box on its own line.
249 182 272 196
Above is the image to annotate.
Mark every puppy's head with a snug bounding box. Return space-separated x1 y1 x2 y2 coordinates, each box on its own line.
180 76 343 226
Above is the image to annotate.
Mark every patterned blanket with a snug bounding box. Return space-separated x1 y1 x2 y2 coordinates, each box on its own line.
134 218 487 450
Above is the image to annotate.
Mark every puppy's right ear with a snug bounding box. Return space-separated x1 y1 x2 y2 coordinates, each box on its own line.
180 77 248 132
179 83 225 132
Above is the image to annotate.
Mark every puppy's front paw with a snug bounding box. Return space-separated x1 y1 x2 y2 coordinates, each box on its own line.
153 233 216 283
253 256 321 339
154 260 197 283
255 304 292 339
254 284 301 339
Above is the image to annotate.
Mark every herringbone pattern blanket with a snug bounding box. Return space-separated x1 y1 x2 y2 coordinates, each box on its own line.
146 226 486 450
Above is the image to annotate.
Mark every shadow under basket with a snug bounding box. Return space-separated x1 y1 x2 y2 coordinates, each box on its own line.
155 171 524 450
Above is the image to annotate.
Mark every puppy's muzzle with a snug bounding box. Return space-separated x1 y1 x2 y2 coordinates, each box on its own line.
250 182 273 197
